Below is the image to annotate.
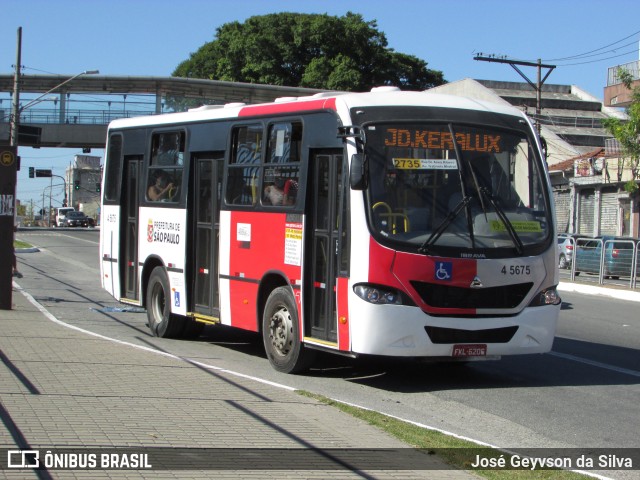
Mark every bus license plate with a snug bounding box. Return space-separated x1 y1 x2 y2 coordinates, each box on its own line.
452 344 487 357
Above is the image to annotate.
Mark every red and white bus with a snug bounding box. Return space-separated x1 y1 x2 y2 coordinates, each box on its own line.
100 87 560 373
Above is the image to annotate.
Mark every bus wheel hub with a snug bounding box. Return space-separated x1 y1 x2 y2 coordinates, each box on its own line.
269 307 292 355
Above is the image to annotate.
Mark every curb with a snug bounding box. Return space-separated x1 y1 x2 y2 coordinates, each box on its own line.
558 281 640 302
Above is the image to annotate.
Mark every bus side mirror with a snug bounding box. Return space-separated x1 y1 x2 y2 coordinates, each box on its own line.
540 136 548 162
350 153 367 190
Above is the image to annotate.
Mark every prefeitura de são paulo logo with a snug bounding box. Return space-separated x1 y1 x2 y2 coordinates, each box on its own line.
147 218 181 245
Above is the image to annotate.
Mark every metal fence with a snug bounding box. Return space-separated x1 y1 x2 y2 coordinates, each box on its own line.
607 60 640 87
559 234 640 289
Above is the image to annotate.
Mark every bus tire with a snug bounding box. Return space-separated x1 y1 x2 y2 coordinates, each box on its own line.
146 266 184 338
262 286 315 374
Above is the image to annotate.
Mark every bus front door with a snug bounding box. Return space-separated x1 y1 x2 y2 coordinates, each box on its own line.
193 156 223 319
306 151 347 344
121 157 141 301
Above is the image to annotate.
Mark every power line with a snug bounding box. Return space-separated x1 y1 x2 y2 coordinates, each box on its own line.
543 29 640 62
559 47 639 67
551 40 638 63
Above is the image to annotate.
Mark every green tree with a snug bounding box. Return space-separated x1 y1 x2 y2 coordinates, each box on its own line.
603 69 640 193
172 12 445 92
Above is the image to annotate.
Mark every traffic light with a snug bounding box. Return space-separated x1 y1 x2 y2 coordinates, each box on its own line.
74 180 80 190
96 182 101 193
29 167 34 178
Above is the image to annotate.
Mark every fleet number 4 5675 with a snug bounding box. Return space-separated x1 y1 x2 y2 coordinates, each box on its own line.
501 265 530 275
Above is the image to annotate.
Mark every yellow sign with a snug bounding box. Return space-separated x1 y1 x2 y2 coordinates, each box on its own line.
393 158 458 170
1 151 15 167
490 220 541 233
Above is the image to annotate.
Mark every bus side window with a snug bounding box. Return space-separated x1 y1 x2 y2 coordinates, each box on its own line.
147 131 185 203
151 132 184 166
262 122 301 207
226 125 263 206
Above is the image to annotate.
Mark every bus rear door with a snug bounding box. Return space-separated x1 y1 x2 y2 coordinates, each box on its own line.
192 156 224 319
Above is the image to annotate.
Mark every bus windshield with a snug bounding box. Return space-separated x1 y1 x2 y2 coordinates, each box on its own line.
364 122 551 256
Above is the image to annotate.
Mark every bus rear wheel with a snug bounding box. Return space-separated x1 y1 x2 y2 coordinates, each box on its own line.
262 287 315 374
146 266 184 338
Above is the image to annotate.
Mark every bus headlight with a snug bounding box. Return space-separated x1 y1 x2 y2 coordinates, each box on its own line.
529 287 561 307
354 284 405 305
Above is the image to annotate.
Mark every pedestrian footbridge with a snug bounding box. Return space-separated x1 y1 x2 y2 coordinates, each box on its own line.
0 74 326 148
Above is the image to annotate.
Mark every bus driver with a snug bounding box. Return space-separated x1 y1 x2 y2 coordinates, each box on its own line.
148 171 175 201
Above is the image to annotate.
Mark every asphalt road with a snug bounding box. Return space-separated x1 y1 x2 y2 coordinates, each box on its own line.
14 229 640 463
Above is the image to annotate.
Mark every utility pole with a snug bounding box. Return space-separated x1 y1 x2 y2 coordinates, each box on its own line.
0 27 22 309
10 27 22 147
474 54 556 133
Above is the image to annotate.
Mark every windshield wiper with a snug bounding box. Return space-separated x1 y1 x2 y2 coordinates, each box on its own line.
478 186 524 255
418 195 471 254
419 124 478 254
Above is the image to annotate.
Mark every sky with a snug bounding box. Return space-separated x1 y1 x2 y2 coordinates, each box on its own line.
3 0 640 209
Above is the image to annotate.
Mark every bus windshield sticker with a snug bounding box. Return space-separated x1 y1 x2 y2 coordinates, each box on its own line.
392 158 458 170
489 220 542 233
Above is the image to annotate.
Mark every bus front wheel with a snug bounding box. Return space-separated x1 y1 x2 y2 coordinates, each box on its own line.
146 266 184 338
262 287 315 374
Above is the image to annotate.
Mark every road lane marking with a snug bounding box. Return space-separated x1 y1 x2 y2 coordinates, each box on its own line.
14 282 296 392
12 282 617 480
549 351 640 378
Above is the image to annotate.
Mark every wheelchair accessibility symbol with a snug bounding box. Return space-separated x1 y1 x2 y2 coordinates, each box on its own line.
435 262 452 281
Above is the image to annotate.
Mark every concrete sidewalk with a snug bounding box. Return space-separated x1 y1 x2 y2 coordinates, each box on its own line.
0 285 476 479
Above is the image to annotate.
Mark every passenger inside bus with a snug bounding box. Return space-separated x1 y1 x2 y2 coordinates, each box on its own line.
148 170 175 201
263 182 284 205
263 177 298 206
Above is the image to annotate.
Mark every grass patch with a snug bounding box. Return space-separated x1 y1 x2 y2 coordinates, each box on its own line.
14 240 33 249
297 390 587 479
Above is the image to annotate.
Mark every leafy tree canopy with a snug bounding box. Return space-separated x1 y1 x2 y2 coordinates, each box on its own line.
173 12 445 91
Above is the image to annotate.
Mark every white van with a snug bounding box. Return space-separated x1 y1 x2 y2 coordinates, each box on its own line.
55 207 75 227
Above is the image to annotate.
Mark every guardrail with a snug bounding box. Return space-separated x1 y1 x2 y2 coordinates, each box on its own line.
0 108 157 126
559 234 640 289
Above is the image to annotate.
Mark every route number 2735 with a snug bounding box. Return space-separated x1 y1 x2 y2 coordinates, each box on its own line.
501 265 531 275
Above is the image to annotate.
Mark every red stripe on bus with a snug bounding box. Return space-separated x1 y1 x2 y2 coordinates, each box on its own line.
238 97 336 117
336 277 350 351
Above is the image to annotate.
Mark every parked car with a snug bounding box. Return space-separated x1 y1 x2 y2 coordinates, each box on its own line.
557 234 579 269
574 236 640 279
62 211 91 228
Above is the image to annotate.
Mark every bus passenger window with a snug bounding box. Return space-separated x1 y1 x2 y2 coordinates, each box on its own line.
262 121 301 207
151 132 184 166
226 125 263 206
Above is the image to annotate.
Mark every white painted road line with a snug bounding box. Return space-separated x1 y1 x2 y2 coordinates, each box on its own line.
549 350 640 378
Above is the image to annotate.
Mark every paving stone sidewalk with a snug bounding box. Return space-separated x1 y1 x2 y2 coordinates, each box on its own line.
0 285 477 479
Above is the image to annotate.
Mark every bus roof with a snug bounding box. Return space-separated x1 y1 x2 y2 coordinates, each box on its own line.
107 87 527 130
